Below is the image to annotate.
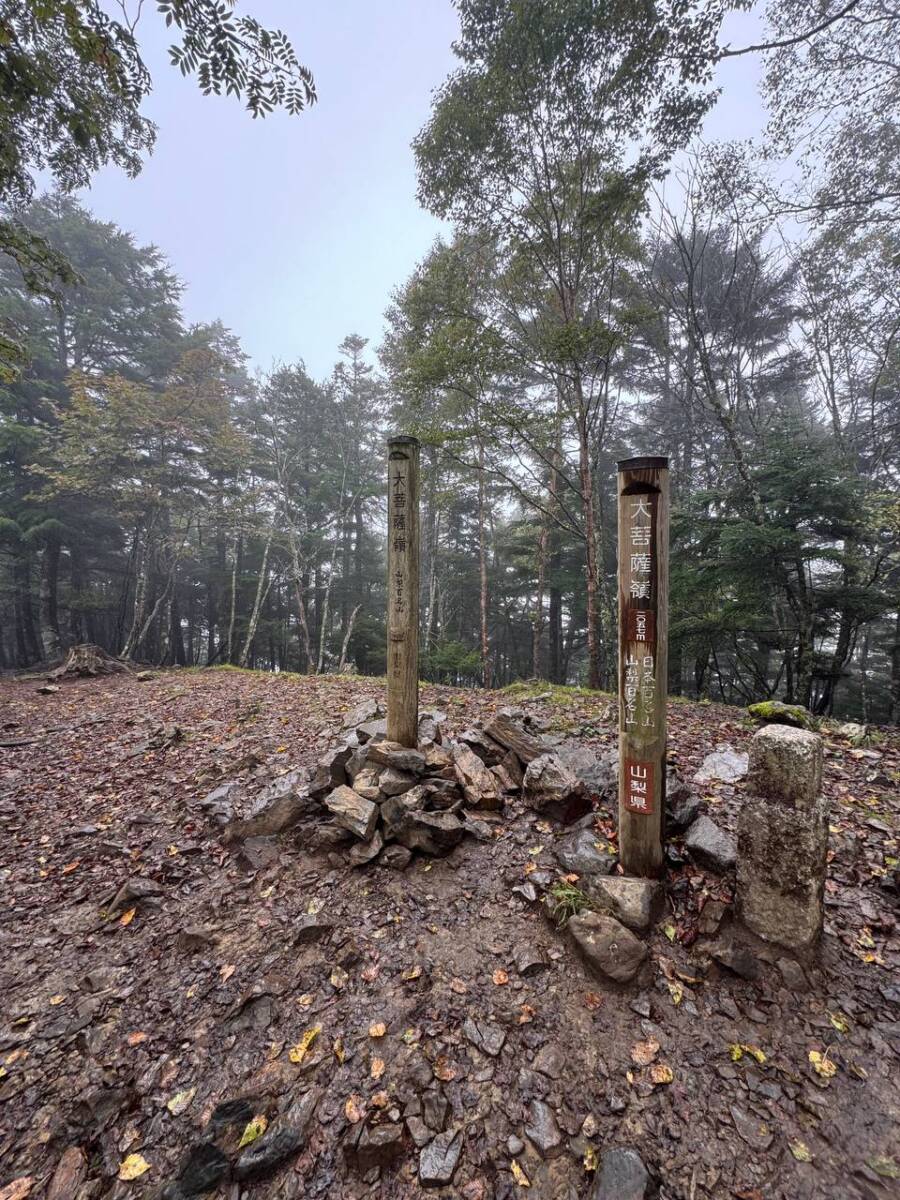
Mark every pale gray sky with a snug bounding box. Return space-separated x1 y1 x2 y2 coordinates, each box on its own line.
82 3 764 378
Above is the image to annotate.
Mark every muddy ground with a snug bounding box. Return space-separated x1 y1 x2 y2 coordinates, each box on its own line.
0 669 898 1200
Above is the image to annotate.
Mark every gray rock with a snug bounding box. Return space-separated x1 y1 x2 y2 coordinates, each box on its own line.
418 709 446 744
347 829 384 867
379 844 412 870
105 876 164 916
582 876 663 933
463 1016 506 1058
294 913 334 944
422 1088 449 1131
697 899 729 937
745 724 823 809
776 956 808 992
592 1148 652 1199
379 766 419 796
343 698 381 730
693 744 748 785
524 1098 562 1158
395 810 465 856
235 1127 303 1181
556 743 617 797
381 789 428 839
196 781 241 825
309 745 353 796
161 1142 229 1198
483 712 548 763
568 911 647 983
458 726 506 765
554 828 617 877
367 740 427 775
357 717 388 743
684 815 736 872
524 753 588 814
532 1043 565 1078
452 742 503 809
324 785 378 841
512 941 548 976
346 1123 404 1172
708 936 760 980
665 770 700 831
351 763 383 800
419 1129 462 1187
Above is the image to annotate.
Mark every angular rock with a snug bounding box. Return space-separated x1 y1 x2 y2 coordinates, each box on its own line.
556 743 617 798
235 836 279 872
458 727 506 765
418 709 446 744
524 1098 562 1158
512 942 548 976
47 1147 88 1200
483 713 547 764
747 700 814 730
352 763 384 800
309 745 353 796
346 1123 404 1172
367 740 426 774
357 717 388 743
532 1043 565 1078
665 769 700 832
697 899 729 937
684 815 736 872
379 844 412 870
394 811 465 856
592 1148 652 1199
463 1016 506 1058
452 743 503 810
554 828 617 877
343 698 381 730
225 789 315 843
347 829 384 867
159 1142 230 1199
105 876 164 916
693 745 748 785
176 925 219 953
582 876 663 933
324 785 378 841
196 781 241 826
235 1127 303 1181
523 753 590 822
294 913 334 944
424 779 464 810
379 766 419 796
423 742 454 773
422 1088 449 1131
745 724 823 809
419 1129 462 1188
708 936 760 980
568 911 647 983
381 789 427 839
491 750 524 793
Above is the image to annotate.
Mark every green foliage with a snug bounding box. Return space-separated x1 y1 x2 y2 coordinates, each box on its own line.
545 879 588 928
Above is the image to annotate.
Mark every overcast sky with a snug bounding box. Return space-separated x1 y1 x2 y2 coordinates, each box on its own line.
82 2 764 379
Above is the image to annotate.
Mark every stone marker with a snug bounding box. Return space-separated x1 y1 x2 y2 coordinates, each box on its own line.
568 911 647 983
736 724 827 954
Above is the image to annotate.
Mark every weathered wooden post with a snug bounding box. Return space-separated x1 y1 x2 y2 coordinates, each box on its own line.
386 435 420 747
617 456 669 877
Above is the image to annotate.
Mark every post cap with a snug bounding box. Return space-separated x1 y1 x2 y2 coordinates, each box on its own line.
388 434 420 447
617 455 669 472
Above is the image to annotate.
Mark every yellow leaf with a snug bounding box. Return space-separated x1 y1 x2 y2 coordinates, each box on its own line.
344 1093 365 1122
631 1039 660 1067
510 1158 530 1187
219 963 235 983
743 1044 766 1065
663 923 676 942
118 1153 151 1181
370 1056 385 1079
649 1062 674 1085
48 994 65 1006
809 1050 837 1078
296 993 314 1007
667 980 683 1006
583 1144 599 1172
789 1139 813 1162
369 1022 387 1038
237 1114 268 1148
401 965 422 981
729 1044 744 1062
333 1036 345 1064
288 1025 321 1065
166 1087 195 1116
120 907 136 927
829 1011 850 1034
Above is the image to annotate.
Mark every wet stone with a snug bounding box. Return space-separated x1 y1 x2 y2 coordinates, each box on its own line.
592 1148 652 1199
234 1126 303 1181
693 744 748 785
161 1141 229 1197
684 815 737 872
294 913 334 944
379 844 413 870
568 912 647 984
582 876 663 933
347 1123 404 1172
419 1128 463 1187
347 828 384 867
532 1043 565 1079
324 785 378 841
524 1098 562 1158
422 1087 450 1131
512 941 548 976
554 828 617 877
463 1016 506 1058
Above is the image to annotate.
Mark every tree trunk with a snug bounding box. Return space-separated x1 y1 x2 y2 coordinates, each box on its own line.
39 538 64 661
577 403 601 689
477 440 491 689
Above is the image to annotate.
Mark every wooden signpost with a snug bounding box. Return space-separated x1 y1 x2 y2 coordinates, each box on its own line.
617 456 669 877
386 435 420 747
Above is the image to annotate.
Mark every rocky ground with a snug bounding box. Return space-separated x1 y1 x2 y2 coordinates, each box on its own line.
0 668 898 1200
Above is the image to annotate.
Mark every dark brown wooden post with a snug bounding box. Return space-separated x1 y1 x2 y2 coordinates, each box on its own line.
387 435 420 747
617 456 669 877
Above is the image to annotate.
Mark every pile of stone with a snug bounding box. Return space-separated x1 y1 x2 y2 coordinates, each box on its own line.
301 700 594 869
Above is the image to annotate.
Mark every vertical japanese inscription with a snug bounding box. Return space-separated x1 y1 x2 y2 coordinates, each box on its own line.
617 456 669 876
387 436 420 748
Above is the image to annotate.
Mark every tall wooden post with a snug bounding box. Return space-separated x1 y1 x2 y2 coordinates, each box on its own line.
617 456 669 877
387 435 420 747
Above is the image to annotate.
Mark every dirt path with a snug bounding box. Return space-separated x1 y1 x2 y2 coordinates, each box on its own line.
0 670 897 1199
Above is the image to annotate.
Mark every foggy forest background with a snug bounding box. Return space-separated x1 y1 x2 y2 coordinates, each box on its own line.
1 1 898 723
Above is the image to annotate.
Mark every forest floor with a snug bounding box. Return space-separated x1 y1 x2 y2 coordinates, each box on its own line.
0 668 898 1200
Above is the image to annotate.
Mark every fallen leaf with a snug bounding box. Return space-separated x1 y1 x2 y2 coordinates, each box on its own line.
433 1055 456 1081
118 1153 151 1181
667 980 683 1006
61 860 80 874
518 1004 535 1024
370 1056 385 1079
510 1159 530 1187
329 966 349 989
219 963 235 983
0 1180 33 1200
344 1093 365 1123
583 992 604 1011
120 907 136 927
288 1025 321 1065
48 994 65 1006
583 1144 599 1172
867 1156 900 1179
401 965 422 981
492 969 509 986
450 977 468 994
663 923 677 941
166 1087 195 1116
127 1031 148 1047
809 1050 836 1079
371 1089 390 1107
238 1114 268 1148
333 1036 345 1064
369 1022 387 1038
828 1011 850 1034
788 1139 813 1162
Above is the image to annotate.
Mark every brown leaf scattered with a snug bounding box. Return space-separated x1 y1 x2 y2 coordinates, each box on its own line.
631 1038 661 1067
492 969 509 986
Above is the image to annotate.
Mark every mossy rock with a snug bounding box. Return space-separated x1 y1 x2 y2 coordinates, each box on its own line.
747 700 816 730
